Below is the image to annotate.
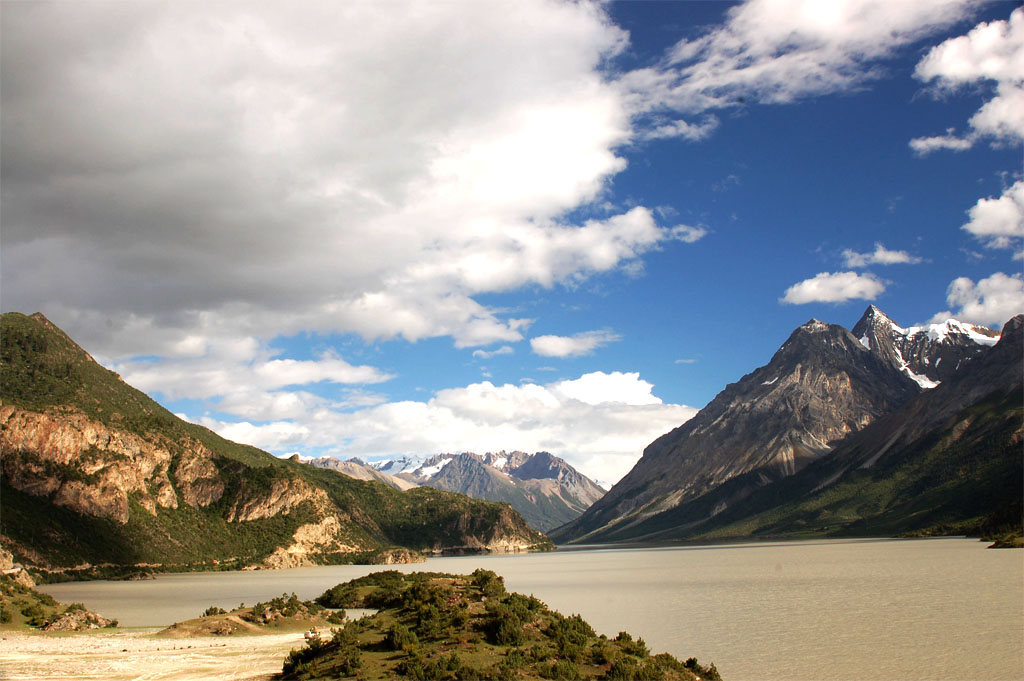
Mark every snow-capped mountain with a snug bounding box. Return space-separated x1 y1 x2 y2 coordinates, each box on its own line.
852 305 999 388
361 451 605 532
551 305 1004 544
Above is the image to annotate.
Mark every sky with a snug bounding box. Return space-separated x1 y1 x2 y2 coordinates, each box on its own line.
3 0 1022 485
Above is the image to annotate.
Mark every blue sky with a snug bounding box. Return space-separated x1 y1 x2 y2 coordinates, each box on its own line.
3 0 1022 484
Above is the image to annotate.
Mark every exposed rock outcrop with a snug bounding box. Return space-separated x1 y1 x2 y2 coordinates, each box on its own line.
43 608 117 631
1 406 176 523
226 478 326 523
260 515 365 569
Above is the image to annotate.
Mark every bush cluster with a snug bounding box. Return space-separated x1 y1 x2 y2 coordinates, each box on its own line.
244 592 323 624
484 590 543 646
546 612 596 663
396 650 476 681
282 623 362 678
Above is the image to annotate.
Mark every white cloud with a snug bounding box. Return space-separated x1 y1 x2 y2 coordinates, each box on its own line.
550 371 662 406
961 181 1024 252
842 242 923 267
112 338 392 421
675 358 698 365
640 116 720 141
530 330 621 358
911 8 1024 153
201 371 698 485
909 129 975 155
780 271 885 304
667 224 709 243
929 272 1024 328
618 0 973 131
1 0 709 359
472 345 515 360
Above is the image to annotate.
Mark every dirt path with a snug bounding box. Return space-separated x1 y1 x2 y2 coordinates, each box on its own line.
0 629 306 681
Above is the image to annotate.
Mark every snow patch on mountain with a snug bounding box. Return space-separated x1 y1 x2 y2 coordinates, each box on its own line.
417 458 453 477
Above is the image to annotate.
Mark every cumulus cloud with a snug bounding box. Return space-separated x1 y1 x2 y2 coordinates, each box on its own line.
911 8 1024 153
1 0 707 358
960 181 1024 255
780 271 885 304
842 242 923 267
201 371 698 484
530 330 621 358
929 272 1024 328
112 338 392 421
472 346 515 360
618 0 973 132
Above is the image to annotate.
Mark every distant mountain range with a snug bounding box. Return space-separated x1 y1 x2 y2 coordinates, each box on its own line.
551 306 1022 545
305 451 605 532
0 312 551 575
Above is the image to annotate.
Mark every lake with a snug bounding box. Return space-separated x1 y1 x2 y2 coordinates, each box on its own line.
39 538 1023 681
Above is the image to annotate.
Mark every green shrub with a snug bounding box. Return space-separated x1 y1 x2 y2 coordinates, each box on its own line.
397 650 476 681
385 622 419 651
541 658 582 680
590 640 618 665
684 657 722 681
615 630 649 657
472 568 507 599
546 612 596 662
202 605 227 617
605 655 641 680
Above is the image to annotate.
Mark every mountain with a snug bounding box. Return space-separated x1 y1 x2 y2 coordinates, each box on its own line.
302 457 417 491
624 315 1023 544
0 312 550 576
354 450 605 532
551 306 1003 544
852 305 999 387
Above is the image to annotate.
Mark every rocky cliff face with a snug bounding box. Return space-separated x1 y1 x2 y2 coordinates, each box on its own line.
2 406 180 523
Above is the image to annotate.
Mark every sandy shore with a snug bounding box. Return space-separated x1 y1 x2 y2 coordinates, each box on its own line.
0 629 306 681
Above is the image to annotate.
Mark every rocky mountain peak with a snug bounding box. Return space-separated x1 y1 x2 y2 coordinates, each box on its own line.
851 304 896 337
798 318 830 333
851 305 999 387
551 313 923 544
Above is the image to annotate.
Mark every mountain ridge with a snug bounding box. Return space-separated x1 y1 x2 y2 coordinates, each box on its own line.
309 450 605 532
551 306 1009 544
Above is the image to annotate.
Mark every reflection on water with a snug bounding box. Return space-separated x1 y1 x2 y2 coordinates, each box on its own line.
40 538 1024 681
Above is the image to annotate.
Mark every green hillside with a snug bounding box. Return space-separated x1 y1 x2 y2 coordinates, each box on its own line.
0 312 550 575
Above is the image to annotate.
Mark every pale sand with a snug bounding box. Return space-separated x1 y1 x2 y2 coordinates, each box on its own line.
0 629 306 681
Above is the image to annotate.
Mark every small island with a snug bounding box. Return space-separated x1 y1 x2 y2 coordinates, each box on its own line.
279 569 721 680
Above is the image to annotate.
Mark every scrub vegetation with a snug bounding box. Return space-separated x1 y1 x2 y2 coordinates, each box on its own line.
280 570 720 680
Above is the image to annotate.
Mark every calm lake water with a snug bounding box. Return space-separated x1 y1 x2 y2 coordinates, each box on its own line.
40 538 1023 681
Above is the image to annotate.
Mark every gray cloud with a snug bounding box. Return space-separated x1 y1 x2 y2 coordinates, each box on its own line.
3 0 696 357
